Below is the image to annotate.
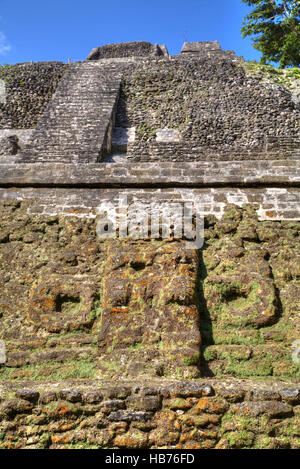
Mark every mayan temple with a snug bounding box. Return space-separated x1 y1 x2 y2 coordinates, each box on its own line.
0 40 299 449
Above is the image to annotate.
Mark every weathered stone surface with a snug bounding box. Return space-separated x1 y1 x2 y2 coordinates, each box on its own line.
28 275 100 333
103 387 131 400
231 401 293 418
108 410 153 422
0 62 66 129
0 398 34 417
0 202 298 384
168 382 214 397
98 238 201 379
248 389 281 401
0 135 20 156
0 51 298 164
86 42 164 60
156 129 180 143
280 388 300 404
39 391 57 404
0 41 299 450
114 429 148 449
0 160 299 187
0 379 299 448
193 397 229 414
14 389 40 402
82 391 103 404
180 41 237 61
58 390 82 403
20 62 127 163
126 395 161 411
0 162 299 223
0 130 33 156
100 400 126 413
116 55 299 161
217 387 246 403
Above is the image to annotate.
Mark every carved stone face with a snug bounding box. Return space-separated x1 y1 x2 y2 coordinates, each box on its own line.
28 275 100 333
98 239 201 379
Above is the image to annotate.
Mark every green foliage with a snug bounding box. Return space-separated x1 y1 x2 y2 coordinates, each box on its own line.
241 0 300 67
182 353 201 366
0 358 97 381
244 60 300 91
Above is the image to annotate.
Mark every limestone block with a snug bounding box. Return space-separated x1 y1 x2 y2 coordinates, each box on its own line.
181 41 221 54
158 44 169 56
156 129 180 143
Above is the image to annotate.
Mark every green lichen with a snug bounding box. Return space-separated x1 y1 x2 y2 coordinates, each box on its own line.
243 61 300 94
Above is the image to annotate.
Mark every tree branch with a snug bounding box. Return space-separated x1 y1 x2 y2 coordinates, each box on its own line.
282 0 292 19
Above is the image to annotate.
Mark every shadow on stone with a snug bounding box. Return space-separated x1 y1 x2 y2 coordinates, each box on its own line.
197 248 215 377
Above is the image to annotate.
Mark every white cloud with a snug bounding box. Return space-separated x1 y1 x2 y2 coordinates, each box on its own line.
0 31 11 55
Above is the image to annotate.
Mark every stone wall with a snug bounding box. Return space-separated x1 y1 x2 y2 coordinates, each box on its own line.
0 379 299 449
0 186 299 221
19 62 127 163
0 63 67 129
0 202 298 380
0 130 34 158
0 160 299 220
126 140 300 162
115 56 299 161
0 56 298 163
0 203 299 448
1 160 299 186
181 41 238 61
86 42 166 60
0 43 299 450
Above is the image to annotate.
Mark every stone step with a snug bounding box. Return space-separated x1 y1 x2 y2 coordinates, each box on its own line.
20 62 129 163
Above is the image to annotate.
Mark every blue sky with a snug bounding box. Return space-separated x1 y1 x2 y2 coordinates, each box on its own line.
0 0 262 64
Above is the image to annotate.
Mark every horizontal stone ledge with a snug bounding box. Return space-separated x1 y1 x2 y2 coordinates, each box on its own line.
0 160 299 188
0 379 299 402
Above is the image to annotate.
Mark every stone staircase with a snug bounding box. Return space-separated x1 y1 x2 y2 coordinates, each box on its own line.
20 61 128 163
